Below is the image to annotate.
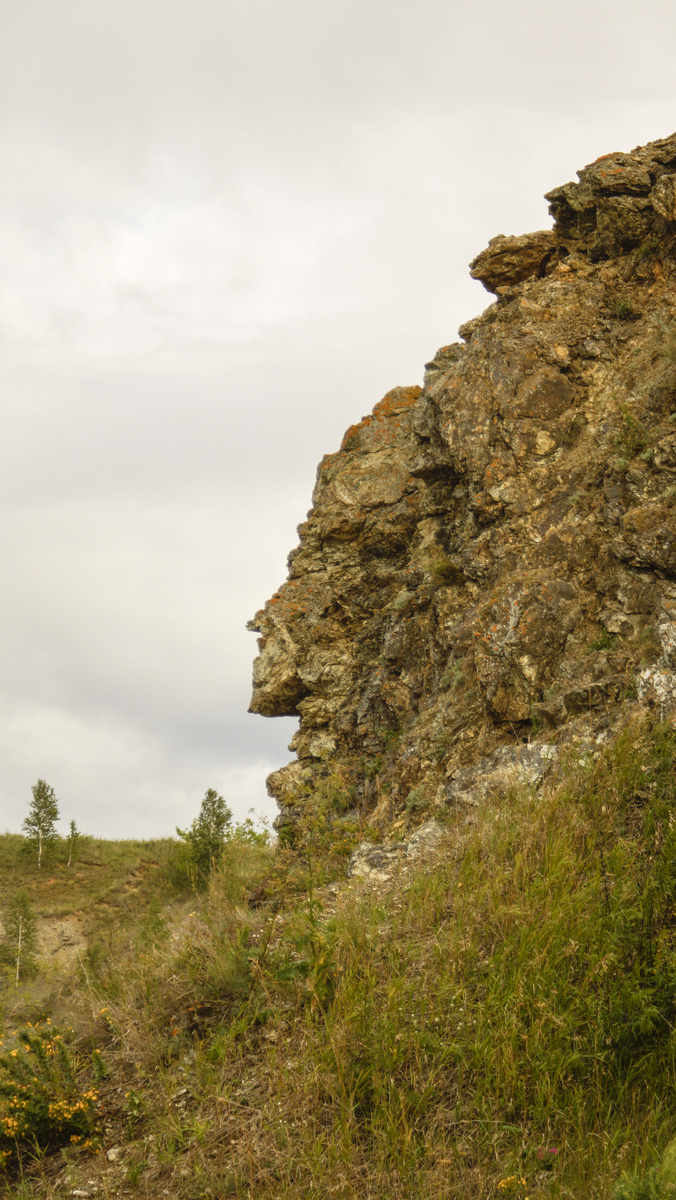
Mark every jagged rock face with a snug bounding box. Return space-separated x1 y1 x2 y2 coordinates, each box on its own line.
248 132 676 830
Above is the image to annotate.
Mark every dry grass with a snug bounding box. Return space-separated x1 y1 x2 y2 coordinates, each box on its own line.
6 718 676 1198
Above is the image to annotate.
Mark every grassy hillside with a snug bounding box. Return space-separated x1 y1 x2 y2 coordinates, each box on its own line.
5 719 676 1197
0 833 176 918
0 834 179 1030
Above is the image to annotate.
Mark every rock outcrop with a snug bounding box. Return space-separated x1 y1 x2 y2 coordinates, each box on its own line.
248 133 676 832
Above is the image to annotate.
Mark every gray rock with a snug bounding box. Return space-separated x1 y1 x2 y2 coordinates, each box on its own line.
406 819 445 856
347 820 446 880
347 841 408 881
637 667 676 714
445 744 557 807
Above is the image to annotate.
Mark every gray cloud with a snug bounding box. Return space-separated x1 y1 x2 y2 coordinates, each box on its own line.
1 0 676 834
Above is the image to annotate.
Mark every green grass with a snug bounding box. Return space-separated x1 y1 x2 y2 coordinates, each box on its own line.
614 404 650 458
0 833 177 919
608 297 638 321
9 718 676 1197
592 626 619 652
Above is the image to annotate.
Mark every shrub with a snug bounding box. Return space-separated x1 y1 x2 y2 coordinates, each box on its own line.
615 404 649 458
440 659 465 690
405 786 429 812
0 1025 99 1170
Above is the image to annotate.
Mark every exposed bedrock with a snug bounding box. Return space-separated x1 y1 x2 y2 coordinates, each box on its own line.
248 132 676 831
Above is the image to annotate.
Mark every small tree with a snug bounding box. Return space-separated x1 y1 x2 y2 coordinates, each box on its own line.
66 819 81 868
176 789 232 884
22 779 60 868
1 890 38 987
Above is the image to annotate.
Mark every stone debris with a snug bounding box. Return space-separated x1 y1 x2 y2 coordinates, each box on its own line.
348 820 446 881
347 842 408 881
248 131 676 839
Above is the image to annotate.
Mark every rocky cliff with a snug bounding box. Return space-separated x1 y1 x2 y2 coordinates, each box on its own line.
248 132 676 832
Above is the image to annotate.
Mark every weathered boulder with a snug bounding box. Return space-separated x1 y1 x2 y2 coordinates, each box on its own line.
249 132 676 835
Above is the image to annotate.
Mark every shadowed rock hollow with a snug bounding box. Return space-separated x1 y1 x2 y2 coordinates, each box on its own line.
248 132 676 832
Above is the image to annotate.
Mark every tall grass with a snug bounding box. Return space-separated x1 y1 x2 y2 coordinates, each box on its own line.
13 717 676 1198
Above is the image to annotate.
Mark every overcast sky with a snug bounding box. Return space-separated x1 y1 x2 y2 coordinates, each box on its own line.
1 0 676 837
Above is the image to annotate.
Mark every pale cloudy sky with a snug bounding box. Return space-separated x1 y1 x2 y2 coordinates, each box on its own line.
1 0 676 836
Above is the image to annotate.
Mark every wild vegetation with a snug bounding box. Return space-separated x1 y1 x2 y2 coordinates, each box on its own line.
4 718 676 1197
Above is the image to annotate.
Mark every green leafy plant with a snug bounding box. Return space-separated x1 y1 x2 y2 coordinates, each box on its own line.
440 657 466 691
428 551 457 584
126 1154 148 1185
139 896 169 948
364 756 384 781
124 1088 144 1139
614 1137 676 1200
91 1049 108 1082
430 730 449 762
612 455 630 474
614 1169 663 1200
405 786 429 812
